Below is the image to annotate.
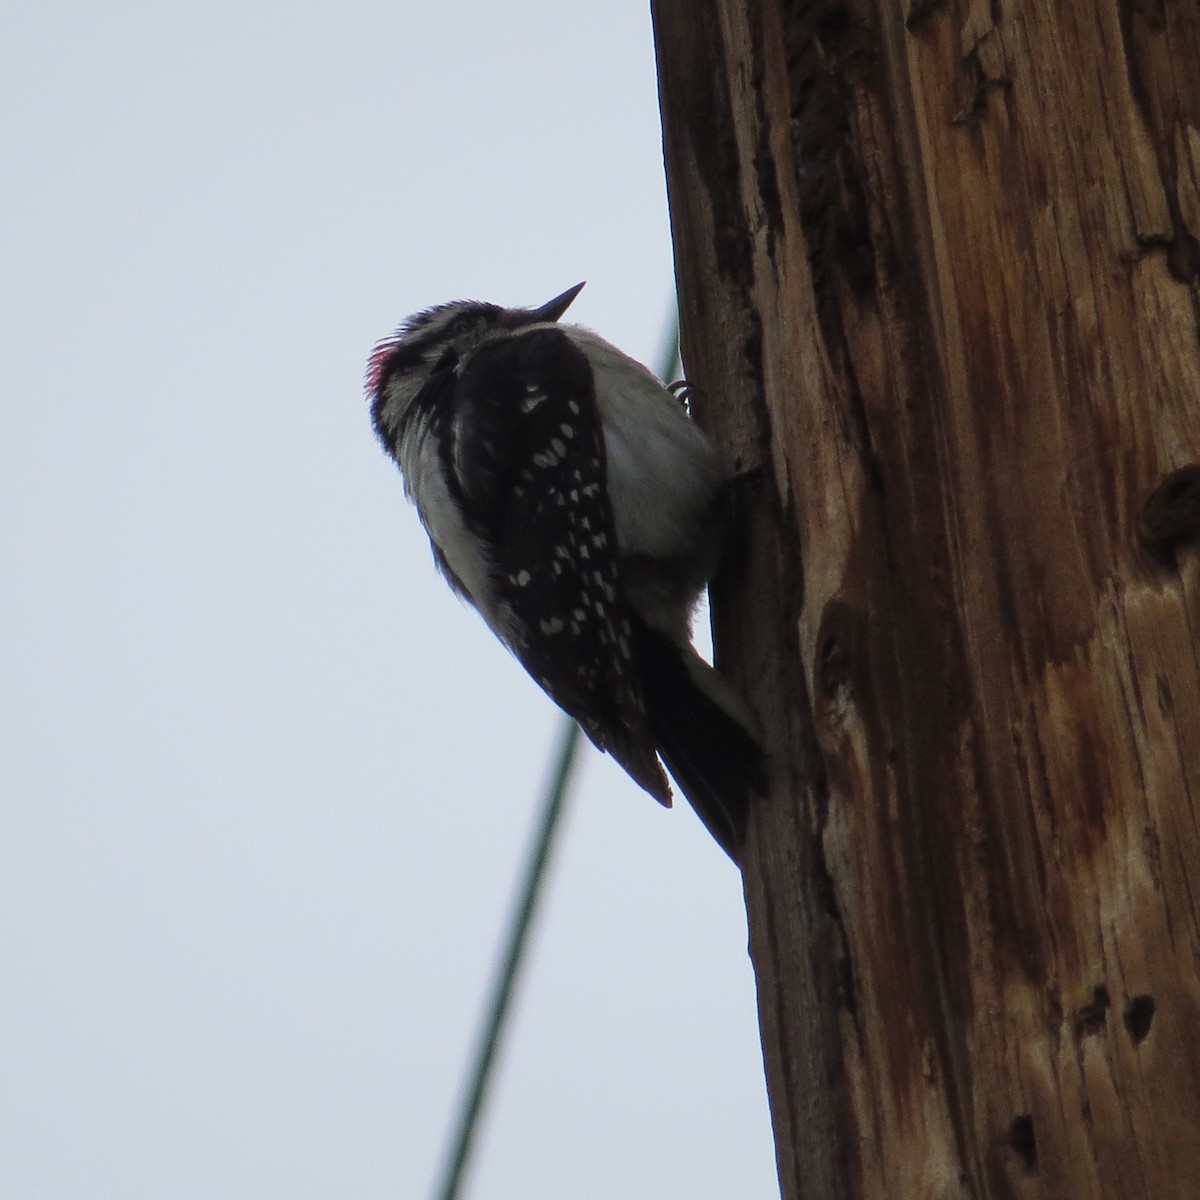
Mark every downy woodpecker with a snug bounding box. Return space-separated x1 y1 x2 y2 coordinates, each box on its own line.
367 283 763 860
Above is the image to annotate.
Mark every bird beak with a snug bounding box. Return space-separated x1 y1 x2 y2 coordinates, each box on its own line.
529 281 585 323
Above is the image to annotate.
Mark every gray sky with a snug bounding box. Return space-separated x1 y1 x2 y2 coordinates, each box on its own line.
1 2 778 1196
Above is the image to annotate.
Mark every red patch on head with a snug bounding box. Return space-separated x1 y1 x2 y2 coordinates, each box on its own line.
365 335 402 397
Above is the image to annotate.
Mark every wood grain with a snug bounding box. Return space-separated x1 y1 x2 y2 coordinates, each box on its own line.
651 1 1200 1196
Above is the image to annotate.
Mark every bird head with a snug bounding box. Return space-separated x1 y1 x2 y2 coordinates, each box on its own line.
366 283 585 438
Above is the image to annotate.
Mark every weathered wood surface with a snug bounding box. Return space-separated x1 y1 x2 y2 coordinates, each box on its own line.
651 1 1200 1196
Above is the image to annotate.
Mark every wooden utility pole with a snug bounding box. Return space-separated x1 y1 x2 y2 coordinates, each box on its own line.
651 2 1200 1196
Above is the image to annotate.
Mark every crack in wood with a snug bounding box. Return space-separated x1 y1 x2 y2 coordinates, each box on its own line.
1123 994 1156 1043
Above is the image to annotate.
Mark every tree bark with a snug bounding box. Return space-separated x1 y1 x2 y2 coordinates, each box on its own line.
651 1 1200 1197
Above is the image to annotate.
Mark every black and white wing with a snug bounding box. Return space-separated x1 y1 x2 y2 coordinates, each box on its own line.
449 326 671 804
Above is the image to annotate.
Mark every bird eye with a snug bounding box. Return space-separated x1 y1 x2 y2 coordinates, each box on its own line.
448 314 476 337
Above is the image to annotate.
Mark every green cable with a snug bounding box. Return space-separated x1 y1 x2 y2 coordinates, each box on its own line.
432 718 581 1200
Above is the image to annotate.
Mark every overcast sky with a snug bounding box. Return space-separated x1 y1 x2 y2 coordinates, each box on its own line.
1 3 778 1196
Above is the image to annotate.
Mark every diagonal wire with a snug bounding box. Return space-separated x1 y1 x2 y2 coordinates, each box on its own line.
429 311 680 1200
431 718 580 1200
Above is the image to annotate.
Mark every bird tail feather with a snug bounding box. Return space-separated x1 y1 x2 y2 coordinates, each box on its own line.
630 617 766 862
